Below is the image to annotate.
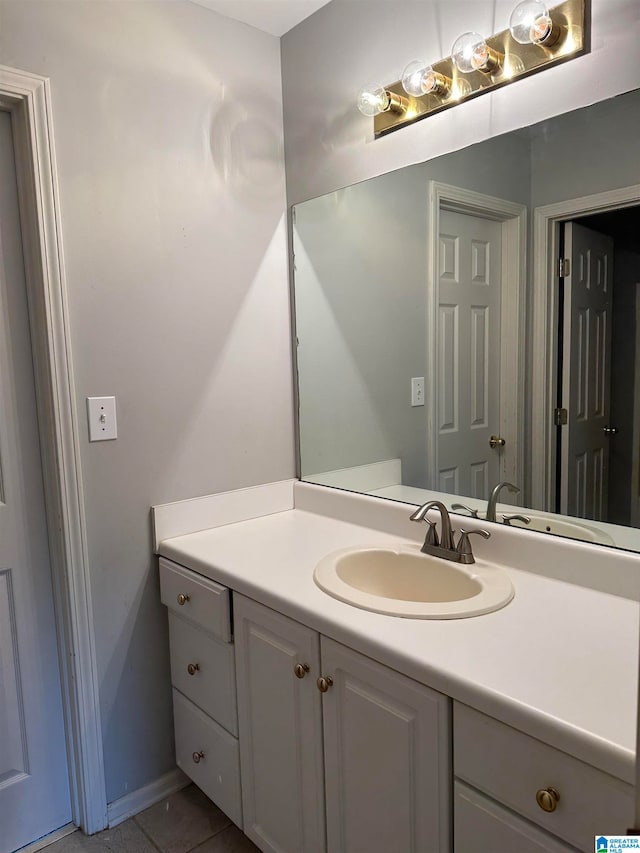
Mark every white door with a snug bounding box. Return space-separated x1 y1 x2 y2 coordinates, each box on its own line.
560 222 613 521
437 210 503 500
0 111 71 852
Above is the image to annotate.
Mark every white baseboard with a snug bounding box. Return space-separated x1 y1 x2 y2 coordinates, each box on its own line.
107 767 190 828
18 824 77 853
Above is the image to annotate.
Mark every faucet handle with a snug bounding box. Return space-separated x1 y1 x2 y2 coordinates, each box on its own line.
451 503 479 519
456 528 491 564
502 514 531 527
424 520 439 546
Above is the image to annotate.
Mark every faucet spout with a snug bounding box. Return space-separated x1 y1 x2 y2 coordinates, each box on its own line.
486 481 520 523
410 500 455 552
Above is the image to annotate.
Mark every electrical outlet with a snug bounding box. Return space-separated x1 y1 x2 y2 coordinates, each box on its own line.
411 377 425 407
87 396 118 441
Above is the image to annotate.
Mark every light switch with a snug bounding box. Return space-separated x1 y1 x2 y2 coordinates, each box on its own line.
87 396 117 441
411 377 425 407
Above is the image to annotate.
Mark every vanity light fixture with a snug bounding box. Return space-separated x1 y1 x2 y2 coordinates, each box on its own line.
451 32 503 75
357 83 408 117
401 61 452 98
363 0 588 138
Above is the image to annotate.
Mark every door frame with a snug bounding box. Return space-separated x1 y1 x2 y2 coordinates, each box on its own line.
531 183 640 512
0 66 107 833
427 182 527 496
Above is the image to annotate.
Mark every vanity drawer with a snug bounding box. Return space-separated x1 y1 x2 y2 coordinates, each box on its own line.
160 557 231 641
173 689 242 828
455 782 579 853
169 612 237 735
454 703 634 852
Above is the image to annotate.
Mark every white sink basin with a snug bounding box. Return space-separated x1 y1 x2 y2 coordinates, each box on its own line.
314 545 514 619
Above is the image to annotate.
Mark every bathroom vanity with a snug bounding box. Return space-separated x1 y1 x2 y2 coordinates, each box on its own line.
154 480 638 853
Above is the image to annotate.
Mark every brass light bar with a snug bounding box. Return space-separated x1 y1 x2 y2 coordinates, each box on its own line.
373 0 589 139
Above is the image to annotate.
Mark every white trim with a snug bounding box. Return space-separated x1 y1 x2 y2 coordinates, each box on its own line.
0 65 107 833
17 823 77 853
152 479 296 551
307 459 402 492
427 182 527 497
107 768 190 828
531 183 640 511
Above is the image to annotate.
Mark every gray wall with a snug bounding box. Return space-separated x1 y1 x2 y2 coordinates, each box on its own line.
294 132 531 486
281 0 640 205
529 90 640 208
0 0 294 803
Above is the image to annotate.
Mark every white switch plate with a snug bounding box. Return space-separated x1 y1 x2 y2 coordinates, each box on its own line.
411 377 425 407
87 396 117 441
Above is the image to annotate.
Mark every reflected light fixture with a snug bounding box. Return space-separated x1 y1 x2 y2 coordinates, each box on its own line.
357 83 408 117
452 32 503 74
509 0 564 46
401 61 452 98
359 0 587 138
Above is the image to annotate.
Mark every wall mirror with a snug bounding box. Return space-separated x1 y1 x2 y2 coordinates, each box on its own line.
292 87 640 553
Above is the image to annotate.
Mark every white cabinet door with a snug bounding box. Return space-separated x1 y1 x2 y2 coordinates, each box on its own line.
455 782 579 853
234 595 325 853
321 637 451 853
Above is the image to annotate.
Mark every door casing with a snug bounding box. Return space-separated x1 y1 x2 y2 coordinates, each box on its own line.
0 65 107 834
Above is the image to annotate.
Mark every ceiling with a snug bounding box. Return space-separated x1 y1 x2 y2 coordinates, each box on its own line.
189 0 332 37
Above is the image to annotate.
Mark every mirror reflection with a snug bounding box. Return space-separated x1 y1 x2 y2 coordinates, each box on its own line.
293 88 640 553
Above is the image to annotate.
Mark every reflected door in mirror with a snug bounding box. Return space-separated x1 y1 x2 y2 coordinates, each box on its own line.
437 210 502 499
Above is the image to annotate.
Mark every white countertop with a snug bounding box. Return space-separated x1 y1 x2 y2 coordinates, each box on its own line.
158 503 639 787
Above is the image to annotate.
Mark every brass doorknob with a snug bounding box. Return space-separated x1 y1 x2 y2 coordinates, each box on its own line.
177 593 190 606
187 663 200 676
489 435 506 449
192 751 204 764
536 787 560 812
317 676 334 693
294 663 310 679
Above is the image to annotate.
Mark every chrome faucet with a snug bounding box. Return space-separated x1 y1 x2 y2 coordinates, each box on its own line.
486 481 520 523
410 501 490 564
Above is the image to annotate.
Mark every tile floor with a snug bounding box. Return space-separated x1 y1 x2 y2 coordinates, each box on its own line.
43 785 259 853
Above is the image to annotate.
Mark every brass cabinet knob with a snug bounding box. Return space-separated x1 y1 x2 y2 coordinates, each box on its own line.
294 663 310 679
317 676 334 693
177 593 190 606
536 787 560 812
187 663 200 676
192 751 204 764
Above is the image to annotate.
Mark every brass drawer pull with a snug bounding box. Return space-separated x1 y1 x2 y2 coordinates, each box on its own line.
294 663 310 679
187 663 200 676
317 676 333 693
177 593 190 606
536 787 560 812
192 751 205 764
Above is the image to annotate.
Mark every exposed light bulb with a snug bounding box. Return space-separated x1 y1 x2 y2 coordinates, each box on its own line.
401 61 452 98
509 0 560 45
357 83 389 117
452 32 503 74
357 84 409 118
